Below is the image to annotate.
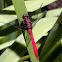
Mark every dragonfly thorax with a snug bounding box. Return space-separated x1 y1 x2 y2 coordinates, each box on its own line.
22 14 32 30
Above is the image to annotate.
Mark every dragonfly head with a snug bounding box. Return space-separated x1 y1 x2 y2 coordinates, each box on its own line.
22 14 29 19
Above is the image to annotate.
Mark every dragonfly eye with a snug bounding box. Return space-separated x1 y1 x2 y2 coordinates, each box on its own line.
22 14 29 19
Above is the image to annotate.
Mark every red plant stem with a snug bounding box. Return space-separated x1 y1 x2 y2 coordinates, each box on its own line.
27 29 39 60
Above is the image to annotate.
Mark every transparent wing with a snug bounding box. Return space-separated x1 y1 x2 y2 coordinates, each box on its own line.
32 3 47 28
0 22 26 30
35 3 43 15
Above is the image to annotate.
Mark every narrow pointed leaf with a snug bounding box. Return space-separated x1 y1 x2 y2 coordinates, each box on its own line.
12 0 39 61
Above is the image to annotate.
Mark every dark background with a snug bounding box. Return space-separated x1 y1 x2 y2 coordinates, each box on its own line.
47 0 62 10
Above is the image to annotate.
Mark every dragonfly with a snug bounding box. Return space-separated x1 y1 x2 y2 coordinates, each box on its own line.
22 14 38 59
0 4 47 60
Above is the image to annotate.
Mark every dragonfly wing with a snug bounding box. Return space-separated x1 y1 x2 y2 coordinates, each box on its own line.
32 10 47 28
0 22 26 30
32 2 47 28
9 24 26 30
35 3 43 15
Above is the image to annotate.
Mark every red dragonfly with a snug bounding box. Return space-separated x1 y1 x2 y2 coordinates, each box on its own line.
22 14 38 59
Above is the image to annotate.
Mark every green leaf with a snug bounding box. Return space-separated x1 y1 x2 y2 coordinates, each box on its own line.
57 12 62 24
0 39 15 50
0 29 21 50
12 0 27 21
39 13 62 62
0 34 27 62
46 8 62 17
33 17 58 42
54 53 62 62
0 0 4 9
0 11 17 27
